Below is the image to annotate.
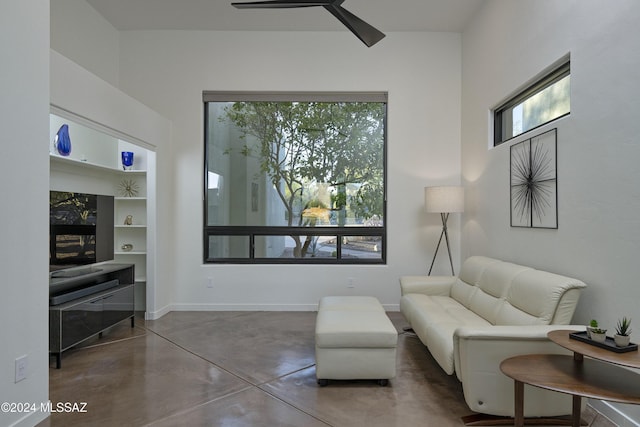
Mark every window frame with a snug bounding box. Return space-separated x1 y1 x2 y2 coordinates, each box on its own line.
203 91 388 265
493 60 570 147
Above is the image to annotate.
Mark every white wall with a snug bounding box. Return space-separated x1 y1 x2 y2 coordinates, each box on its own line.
0 1 50 426
461 1 640 424
50 0 119 87
117 30 463 310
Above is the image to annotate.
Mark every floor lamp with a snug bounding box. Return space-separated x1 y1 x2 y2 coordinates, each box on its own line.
425 186 464 275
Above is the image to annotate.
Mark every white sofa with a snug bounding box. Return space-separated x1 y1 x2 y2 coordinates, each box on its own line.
400 256 587 419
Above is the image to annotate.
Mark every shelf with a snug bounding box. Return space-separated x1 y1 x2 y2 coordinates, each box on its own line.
115 251 146 255
51 153 115 172
115 197 146 201
50 154 146 174
115 225 147 228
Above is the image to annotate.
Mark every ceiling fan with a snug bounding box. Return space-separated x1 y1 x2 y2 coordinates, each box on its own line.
231 0 386 47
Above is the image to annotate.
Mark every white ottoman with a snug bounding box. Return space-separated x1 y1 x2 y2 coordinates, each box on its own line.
315 296 398 386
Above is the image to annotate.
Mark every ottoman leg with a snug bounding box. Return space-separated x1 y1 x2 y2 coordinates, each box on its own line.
317 379 329 387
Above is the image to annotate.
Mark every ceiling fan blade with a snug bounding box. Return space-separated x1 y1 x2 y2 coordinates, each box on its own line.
324 4 385 47
232 0 332 8
231 0 384 47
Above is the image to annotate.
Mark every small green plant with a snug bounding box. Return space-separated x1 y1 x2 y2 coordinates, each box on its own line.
589 320 606 334
616 317 632 336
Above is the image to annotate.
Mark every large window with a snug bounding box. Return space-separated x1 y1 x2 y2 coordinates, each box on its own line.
203 92 387 264
494 60 570 146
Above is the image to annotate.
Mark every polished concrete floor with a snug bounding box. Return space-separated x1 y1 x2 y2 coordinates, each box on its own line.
40 311 615 427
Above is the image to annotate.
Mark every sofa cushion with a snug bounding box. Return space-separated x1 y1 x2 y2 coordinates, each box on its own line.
404 294 490 374
315 309 397 348
458 256 499 286
450 278 477 308
477 262 531 299
468 262 532 324
493 301 543 325
453 256 501 308
318 295 384 313
496 269 586 325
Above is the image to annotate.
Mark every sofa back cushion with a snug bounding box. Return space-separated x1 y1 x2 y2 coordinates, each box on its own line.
452 256 500 308
468 262 531 324
452 256 587 326
495 269 587 325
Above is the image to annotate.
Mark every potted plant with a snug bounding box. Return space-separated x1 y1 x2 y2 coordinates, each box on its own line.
590 326 607 343
614 317 632 347
587 320 607 343
587 319 598 339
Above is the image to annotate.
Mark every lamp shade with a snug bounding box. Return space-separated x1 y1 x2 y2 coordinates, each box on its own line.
424 186 464 213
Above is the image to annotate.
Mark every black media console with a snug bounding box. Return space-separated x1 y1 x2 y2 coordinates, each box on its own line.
49 263 135 368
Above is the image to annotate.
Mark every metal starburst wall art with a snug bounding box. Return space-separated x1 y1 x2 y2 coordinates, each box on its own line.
118 179 139 198
510 128 557 228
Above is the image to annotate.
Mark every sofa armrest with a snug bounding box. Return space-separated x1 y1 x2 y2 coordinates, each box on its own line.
399 275 456 296
453 325 586 417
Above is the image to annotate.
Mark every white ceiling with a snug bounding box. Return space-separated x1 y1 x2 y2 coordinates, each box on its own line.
84 0 486 33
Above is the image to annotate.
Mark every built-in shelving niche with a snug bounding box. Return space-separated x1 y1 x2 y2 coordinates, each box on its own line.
49 113 155 311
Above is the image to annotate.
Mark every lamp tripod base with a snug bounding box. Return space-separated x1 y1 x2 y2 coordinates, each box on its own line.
428 212 455 276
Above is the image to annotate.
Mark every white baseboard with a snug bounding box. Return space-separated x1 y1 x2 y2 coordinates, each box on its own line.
151 303 400 314
9 410 48 427
167 303 319 311
145 303 172 320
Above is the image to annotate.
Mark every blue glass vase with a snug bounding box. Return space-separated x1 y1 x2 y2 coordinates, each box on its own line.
55 124 72 156
121 151 134 170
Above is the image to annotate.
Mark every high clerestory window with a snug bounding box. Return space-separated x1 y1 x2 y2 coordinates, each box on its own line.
203 92 387 264
494 60 570 146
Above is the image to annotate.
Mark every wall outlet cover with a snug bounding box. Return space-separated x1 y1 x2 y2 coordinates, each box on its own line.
15 355 28 383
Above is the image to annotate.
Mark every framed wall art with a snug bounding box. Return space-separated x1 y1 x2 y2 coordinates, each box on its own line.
510 128 557 228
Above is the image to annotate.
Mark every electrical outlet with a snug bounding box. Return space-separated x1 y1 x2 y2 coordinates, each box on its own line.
15 355 28 383
206 277 214 288
347 277 355 289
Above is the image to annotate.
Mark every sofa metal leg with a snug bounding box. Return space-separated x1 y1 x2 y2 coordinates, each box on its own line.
378 379 389 386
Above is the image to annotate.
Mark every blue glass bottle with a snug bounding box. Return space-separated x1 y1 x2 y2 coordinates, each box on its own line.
55 124 72 156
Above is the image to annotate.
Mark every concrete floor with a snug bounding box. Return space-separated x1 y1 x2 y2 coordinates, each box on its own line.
40 311 615 426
